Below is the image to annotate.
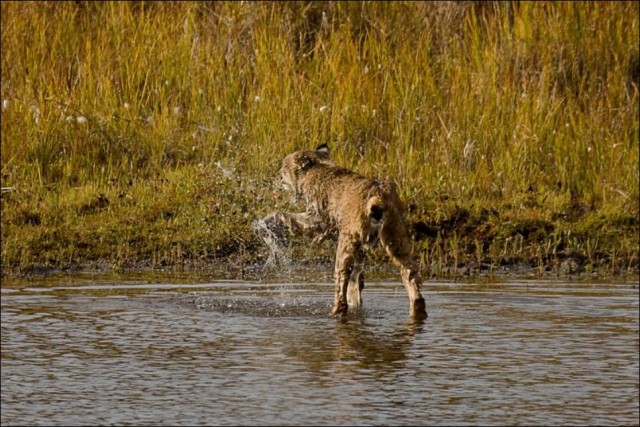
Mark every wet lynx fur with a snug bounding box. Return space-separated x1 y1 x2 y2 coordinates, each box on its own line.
255 144 427 319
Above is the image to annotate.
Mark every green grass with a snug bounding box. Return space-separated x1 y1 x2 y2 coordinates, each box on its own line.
1 1 638 279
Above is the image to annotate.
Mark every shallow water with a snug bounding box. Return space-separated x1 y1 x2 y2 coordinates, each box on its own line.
1 279 638 425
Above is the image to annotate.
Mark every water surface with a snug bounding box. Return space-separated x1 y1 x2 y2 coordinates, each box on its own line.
2 279 638 425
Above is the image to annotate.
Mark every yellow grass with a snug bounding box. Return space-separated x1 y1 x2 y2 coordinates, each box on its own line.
1 1 638 278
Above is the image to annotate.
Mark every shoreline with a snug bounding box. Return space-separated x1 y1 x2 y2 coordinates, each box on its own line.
3 251 638 286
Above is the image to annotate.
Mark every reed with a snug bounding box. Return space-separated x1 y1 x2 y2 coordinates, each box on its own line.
1 1 638 278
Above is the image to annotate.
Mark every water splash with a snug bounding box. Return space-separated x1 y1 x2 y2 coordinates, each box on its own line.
252 218 290 267
182 293 330 317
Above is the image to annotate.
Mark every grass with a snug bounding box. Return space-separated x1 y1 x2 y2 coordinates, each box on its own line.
1 1 638 280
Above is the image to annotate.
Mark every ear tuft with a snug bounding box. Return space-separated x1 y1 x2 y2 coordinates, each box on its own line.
297 155 313 171
315 143 330 155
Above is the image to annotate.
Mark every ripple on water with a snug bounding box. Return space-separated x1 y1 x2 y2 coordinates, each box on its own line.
1 281 638 426
178 292 332 318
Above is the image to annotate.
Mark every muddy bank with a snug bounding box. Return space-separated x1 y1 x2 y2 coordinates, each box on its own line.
2 200 638 283
4 245 638 285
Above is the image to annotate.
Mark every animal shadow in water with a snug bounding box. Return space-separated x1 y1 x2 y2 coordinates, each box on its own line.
285 313 427 372
332 314 426 368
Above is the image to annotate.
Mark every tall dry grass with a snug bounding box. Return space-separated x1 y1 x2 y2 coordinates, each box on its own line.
1 1 638 275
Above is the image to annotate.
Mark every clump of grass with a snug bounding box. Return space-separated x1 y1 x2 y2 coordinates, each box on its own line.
1 2 638 278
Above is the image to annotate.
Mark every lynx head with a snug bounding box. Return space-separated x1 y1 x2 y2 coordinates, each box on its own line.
279 144 334 195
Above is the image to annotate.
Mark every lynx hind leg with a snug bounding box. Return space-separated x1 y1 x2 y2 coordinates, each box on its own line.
380 212 427 319
331 235 363 317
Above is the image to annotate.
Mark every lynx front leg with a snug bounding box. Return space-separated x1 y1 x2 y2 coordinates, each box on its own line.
253 211 324 265
259 211 323 240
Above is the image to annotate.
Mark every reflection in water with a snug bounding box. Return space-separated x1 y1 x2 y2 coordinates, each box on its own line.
282 313 426 378
1 281 638 426
332 315 425 368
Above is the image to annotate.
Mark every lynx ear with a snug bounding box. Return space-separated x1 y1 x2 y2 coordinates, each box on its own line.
315 143 330 155
297 154 313 171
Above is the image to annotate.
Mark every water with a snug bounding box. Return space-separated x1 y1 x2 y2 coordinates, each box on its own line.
1 279 638 425
251 218 289 267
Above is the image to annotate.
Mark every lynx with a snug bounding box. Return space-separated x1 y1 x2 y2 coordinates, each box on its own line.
254 144 427 319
